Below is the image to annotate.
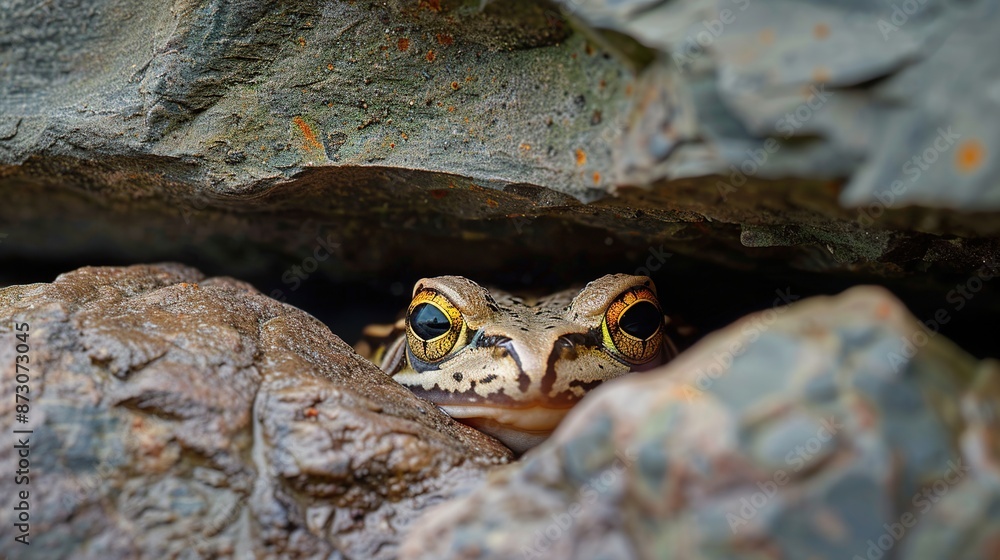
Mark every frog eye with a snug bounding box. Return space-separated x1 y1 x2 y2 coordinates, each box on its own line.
601 287 663 365
410 303 450 339
406 289 466 362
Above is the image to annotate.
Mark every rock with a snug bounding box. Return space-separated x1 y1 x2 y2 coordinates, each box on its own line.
2 0 999 295
0 263 511 559
400 286 996 560
558 0 1000 210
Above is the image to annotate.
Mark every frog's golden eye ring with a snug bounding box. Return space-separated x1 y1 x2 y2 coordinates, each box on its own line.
406 289 466 362
601 287 663 365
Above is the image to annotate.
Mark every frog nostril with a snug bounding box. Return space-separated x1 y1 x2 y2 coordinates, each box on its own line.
477 335 512 349
552 333 593 362
478 336 518 360
555 333 590 349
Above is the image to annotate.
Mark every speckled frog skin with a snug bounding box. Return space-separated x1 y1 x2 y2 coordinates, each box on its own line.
359 274 678 453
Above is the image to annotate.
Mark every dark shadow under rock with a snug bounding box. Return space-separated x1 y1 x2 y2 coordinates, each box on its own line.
0 263 511 559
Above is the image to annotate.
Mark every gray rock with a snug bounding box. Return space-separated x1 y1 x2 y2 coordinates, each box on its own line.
0 263 511 559
1 0 999 290
556 0 1000 209
400 285 994 560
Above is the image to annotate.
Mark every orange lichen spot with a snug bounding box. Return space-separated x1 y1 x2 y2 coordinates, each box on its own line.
451 81 460 90
397 37 410 51
592 171 601 184
956 139 986 174
465 75 475 82
447 106 455 112
297 37 306 47
486 198 499 208
293 116 324 152
585 43 595 56
401 132 409 140
812 66 831 83
326 63 334 71
426 50 436 62
575 148 587 166
875 301 892 320
430 189 449 199
436 33 454 45
759 28 775 45
813 23 830 39
304 407 319 418
520 143 531 151
390 142 396 148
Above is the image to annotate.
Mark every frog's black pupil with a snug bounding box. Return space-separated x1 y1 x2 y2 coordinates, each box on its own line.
619 301 661 339
411 303 451 340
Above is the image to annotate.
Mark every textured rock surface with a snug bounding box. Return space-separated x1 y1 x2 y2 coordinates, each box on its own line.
400 286 999 560
559 0 1000 209
0 264 511 559
2 0 1000 292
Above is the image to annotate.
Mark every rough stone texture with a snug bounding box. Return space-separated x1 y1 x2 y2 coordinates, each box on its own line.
400 286 1000 560
2 0 1000 293
559 0 1000 209
0 263 511 559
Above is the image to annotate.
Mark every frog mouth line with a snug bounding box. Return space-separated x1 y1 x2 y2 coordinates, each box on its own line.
439 404 572 431
404 381 588 408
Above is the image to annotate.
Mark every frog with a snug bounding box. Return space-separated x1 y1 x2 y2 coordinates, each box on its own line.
356 274 679 453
